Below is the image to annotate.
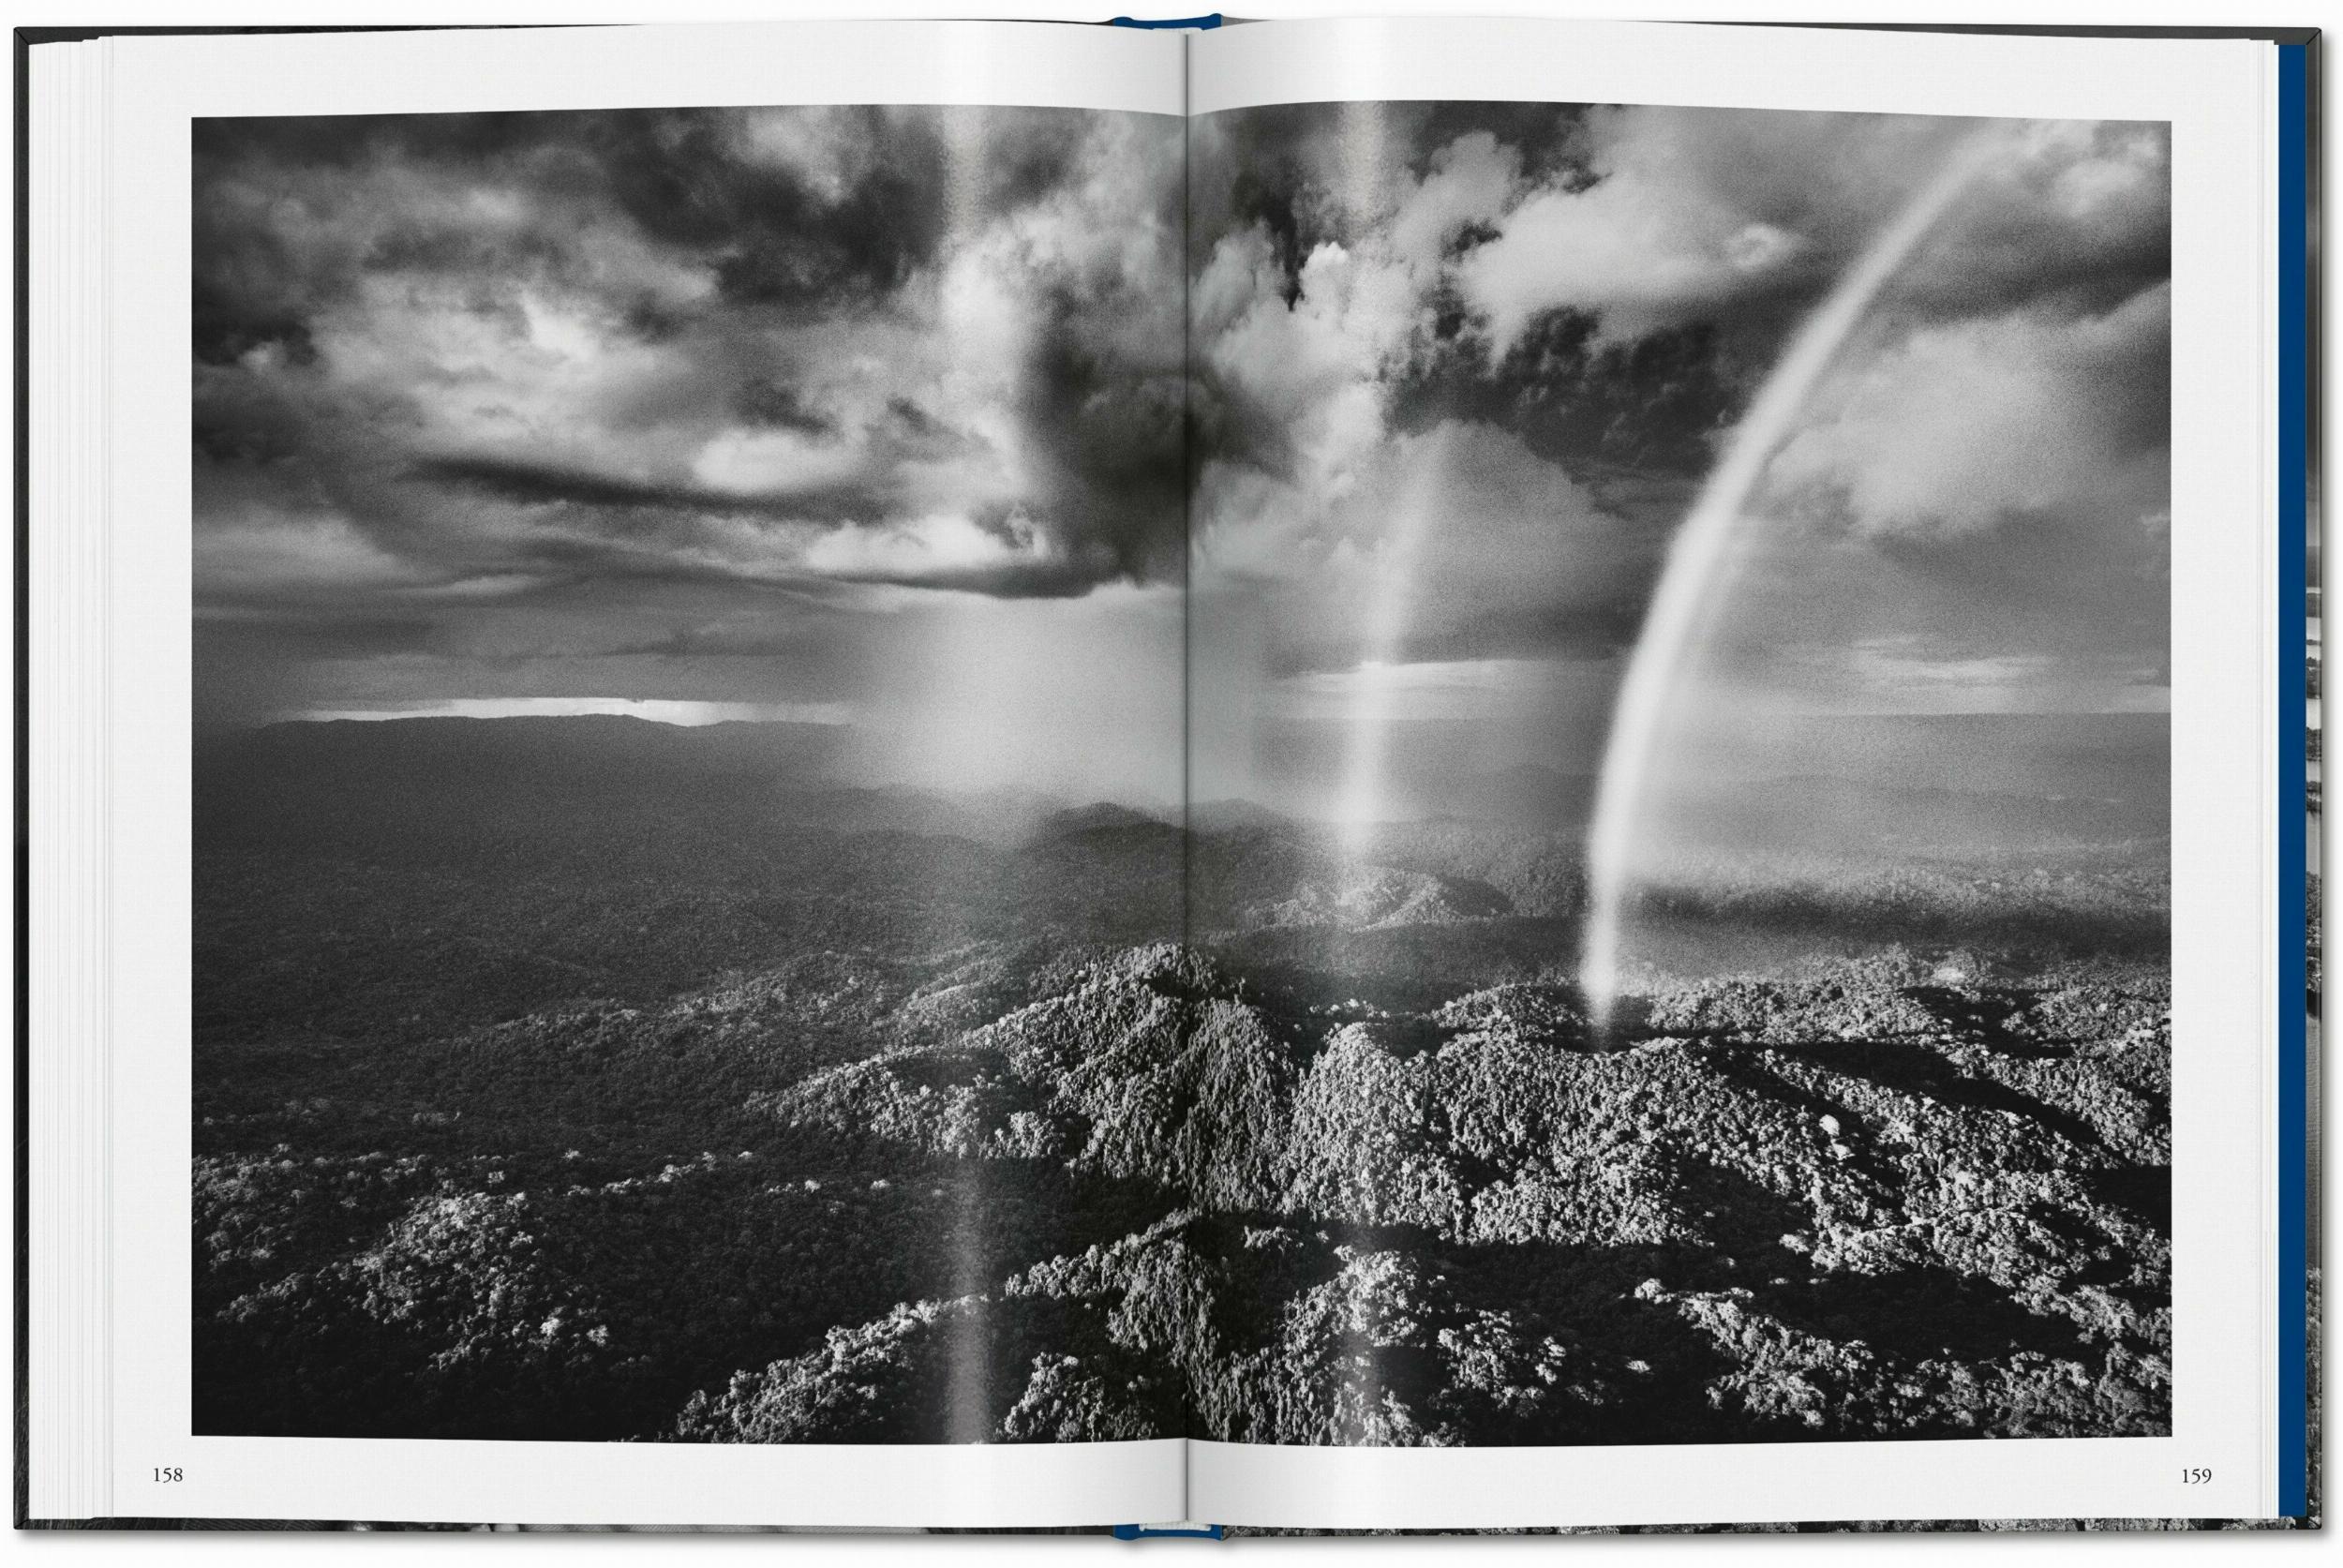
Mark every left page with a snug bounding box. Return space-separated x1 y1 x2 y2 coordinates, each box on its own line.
97 19 1188 1528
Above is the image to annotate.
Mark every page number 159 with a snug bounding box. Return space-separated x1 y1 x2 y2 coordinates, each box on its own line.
2180 1467 2214 1486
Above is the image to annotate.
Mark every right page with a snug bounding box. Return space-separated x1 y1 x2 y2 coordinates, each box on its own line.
1182 16 2287 1531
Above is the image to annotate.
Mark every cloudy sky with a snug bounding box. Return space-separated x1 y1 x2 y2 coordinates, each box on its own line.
1186 102 2170 817
196 98 2170 820
192 104 1186 802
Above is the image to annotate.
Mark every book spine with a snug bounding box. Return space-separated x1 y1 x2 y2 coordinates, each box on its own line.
2275 32 2314 1527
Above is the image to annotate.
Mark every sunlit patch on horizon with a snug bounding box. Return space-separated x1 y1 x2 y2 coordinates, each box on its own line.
291 697 854 727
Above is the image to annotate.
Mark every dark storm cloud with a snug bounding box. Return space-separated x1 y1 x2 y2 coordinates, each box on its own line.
410 454 870 523
193 102 1187 722
1391 309 1741 485
733 377 835 436
1017 285 1190 588
193 107 962 355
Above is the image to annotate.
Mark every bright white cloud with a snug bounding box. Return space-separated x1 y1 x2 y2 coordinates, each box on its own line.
1766 280 2169 539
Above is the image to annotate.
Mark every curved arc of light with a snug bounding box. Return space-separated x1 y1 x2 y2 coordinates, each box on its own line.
1578 131 2003 1025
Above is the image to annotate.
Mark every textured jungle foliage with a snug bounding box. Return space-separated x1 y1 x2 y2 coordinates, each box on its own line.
196 718 2169 1446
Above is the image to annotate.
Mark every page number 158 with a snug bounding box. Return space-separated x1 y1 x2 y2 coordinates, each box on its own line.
152 1467 183 1484
2180 1467 2214 1486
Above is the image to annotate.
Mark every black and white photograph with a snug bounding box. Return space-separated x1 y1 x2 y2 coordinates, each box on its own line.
192 95 2173 1452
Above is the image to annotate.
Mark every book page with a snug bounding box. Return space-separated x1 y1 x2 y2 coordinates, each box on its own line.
98 18 1188 1528
1183 16 2277 1531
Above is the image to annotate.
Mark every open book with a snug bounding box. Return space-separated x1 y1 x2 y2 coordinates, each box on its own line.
21 14 2318 1533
